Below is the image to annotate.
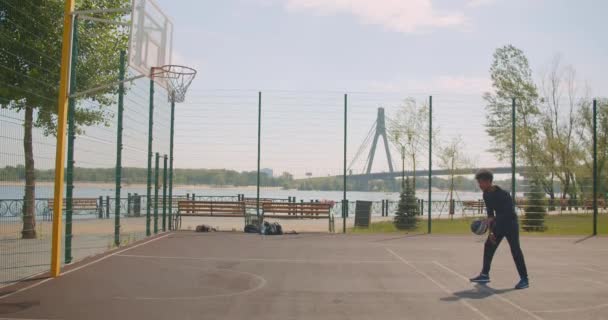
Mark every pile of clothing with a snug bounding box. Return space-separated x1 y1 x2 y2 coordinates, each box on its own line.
244 221 283 235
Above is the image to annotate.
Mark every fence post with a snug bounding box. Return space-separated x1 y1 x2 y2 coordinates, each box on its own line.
593 99 598 236
98 196 103 219
106 196 110 219
146 77 155 237
512 98 517 203
134 193 141 217
127 193 132 216
343 93 348 233
256 91 262 222
114 50 126 248
420 199 424 217
163 154 168 232
64 17 79 264
428 95 433 233
168 100 176 231
154 152 160 234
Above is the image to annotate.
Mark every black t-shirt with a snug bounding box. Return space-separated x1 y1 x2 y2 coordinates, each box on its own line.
483 186 517 231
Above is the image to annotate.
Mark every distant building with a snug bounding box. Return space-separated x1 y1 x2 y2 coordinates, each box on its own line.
261 168 273 177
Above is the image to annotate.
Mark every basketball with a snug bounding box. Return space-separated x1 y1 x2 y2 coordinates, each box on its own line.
470 219 489 235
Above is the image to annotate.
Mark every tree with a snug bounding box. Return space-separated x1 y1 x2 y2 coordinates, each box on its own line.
522 179 547 232
437 136 473 215
0 0 129 238
388 98 431 188
483 45 541 164
394 176 419 230
576 98 608 199
537 56 586 207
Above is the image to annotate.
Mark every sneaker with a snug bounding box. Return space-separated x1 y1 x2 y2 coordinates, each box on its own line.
515 278 529 289
470 274 490 283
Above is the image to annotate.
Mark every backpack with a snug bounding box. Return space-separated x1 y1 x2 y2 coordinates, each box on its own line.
261 221 283 235
244 224 260 233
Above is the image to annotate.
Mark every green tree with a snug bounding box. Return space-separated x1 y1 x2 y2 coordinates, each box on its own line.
394 176 419 230
483 45 557 203
576 98 608 199
484 45 540 160
388 98 432 188
537 56 585 207
522 179 547 232
437 136 472 213
0 0 128 238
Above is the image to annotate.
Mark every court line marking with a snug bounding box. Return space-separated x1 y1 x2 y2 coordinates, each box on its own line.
116 254 403 264
379 234 608 241
0 233 171 301
432 261 543 320
581 266 608 274
114 264 267 301
532 303 608 313
385 248 492 320
0 270 51 290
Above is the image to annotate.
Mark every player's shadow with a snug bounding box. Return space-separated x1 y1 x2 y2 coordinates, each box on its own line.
440 284 515 301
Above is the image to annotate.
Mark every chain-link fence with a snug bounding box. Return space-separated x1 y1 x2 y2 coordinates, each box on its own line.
0 0 175 285
166 90 606 236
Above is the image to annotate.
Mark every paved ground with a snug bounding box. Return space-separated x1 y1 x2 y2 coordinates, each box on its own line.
1 232 607 320
1 217 153 285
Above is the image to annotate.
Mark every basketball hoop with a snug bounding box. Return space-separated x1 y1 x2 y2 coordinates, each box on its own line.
151 65 197 103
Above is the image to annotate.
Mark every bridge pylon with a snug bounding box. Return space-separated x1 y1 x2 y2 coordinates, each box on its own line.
366 108 395 175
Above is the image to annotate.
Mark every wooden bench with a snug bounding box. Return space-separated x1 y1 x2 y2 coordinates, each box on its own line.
175 200 246 230
46 198 100 220
584 199 607 210
48 198 99 211
244 198 274 209
261 202 334 232
462 200 484 216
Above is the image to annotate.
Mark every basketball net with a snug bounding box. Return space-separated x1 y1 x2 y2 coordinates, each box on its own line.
151 65 197 103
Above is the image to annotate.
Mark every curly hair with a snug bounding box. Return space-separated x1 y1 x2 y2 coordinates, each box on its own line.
475 169 494 182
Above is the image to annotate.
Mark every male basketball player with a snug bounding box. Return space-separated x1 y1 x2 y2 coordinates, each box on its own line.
469 169 529 289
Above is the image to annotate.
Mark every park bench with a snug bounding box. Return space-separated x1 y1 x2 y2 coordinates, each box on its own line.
462 200 485 216
261 202 334 232
584 199 607 211
174 200 246 230
244 198 274 209
45 198 100 220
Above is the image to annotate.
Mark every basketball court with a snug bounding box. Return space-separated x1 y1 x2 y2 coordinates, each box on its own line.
1 232 607 320
3 1 605 319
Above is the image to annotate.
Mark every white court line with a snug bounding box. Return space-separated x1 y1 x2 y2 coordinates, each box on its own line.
0 270 50 290
385 248 492 320
581 266 608 274
532 303 608 313
381 234 607 241
0 233 171 300
432 261 543 320
116 253 402 264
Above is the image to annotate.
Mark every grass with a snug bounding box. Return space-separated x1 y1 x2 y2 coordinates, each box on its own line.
350 213 608 236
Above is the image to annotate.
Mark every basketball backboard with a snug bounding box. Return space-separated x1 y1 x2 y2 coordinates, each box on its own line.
129 0 173 89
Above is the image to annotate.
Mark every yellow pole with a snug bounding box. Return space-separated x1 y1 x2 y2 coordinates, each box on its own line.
51 0 76 277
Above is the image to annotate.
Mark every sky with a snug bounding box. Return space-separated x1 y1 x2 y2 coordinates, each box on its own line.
156 0 607 94
137 0 608 176
5 0 607 179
